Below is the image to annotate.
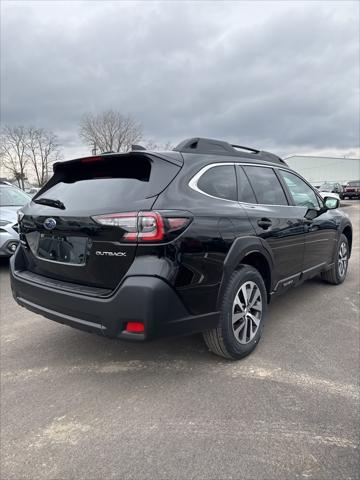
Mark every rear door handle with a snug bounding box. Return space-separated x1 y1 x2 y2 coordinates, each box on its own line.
257 218 272 230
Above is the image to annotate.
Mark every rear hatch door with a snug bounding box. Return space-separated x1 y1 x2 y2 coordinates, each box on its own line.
20 152 182 290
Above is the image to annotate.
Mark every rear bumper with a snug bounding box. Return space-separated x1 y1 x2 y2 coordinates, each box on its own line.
344 191 359 198
10 257 219 340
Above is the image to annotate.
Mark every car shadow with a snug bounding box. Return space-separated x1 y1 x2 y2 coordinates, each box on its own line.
2 253 352 369
0 257 10 269
17 275 334 370
40 326 215 364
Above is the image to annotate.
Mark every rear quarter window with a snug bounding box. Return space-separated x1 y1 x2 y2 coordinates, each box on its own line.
196 165 237 201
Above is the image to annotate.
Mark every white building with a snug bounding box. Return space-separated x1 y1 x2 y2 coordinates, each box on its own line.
285 156 360 186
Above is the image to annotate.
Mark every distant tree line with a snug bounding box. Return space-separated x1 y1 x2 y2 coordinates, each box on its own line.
0 110 173 189
0 126 60 189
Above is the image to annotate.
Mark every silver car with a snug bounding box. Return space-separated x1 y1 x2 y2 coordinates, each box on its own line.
0 183 31 257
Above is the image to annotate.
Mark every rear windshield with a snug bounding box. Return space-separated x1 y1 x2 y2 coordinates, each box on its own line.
347 181 360 187
36 154 180 212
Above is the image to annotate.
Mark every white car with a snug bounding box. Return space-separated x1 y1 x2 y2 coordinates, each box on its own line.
0 183 31 256
317 189 341 203
26 187 40 197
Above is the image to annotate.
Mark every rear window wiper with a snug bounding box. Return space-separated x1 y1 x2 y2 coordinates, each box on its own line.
34 198 65 210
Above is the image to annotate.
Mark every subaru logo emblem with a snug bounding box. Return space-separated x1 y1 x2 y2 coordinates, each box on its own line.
44 217 57 230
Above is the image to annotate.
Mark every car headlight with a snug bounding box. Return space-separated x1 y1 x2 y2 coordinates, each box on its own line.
0 220 11 227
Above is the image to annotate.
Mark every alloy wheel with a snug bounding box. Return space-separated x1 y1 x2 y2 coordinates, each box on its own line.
338 241 348 278
232 281 262 344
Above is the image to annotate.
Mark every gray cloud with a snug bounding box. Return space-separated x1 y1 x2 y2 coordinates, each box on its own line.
1 1 359 158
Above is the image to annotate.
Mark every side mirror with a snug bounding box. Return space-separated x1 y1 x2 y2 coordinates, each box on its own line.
304 208 319 220
304 196 340 220
323 196 339 210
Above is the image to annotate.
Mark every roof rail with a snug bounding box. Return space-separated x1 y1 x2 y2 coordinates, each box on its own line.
173 137 286 165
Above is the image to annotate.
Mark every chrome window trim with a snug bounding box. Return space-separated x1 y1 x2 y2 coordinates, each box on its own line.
188 162 297 207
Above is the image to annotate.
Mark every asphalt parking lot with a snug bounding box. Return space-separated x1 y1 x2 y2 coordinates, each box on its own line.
1 203 359 480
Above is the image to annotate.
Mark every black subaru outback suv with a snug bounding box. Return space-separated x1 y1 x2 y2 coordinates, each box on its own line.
10 138 352 359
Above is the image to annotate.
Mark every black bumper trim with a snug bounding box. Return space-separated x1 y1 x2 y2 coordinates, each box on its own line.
17 296 106 331
15 269 112 297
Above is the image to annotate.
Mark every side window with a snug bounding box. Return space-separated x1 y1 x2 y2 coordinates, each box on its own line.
236 166 257 203
197 165 237 201
243 166 288 206
280 170 319 208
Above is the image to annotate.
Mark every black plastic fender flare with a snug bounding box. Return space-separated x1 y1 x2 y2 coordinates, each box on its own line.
217 236 275 308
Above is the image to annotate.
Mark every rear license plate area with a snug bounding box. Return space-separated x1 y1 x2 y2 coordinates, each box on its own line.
37 234 88 265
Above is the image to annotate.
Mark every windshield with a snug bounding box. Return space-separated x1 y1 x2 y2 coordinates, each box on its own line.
0 185 31 207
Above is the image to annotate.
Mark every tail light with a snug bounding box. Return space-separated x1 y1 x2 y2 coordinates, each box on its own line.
92 211 191 243
80 156 103 164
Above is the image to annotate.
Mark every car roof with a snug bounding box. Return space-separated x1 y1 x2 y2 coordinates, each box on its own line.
55 137 286 170
173 137 286 166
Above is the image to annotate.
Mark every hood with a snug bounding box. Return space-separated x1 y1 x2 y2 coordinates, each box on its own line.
0 206 20 223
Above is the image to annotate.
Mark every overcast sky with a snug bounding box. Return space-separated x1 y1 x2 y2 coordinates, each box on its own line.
1 0 359 159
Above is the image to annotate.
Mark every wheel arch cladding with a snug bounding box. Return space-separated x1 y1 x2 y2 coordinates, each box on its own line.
218 237 273 308
240 252 271 296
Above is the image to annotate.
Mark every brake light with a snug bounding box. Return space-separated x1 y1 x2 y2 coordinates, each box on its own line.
81 156 103 164
92 211 190 243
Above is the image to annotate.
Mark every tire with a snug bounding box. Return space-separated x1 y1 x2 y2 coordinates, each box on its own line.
203 265 267 360
321 233 349 285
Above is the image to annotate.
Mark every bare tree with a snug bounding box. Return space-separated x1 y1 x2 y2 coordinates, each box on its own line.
26 127 60 186
0 126 62 188
145 140 174 151
79 110 143 153
0 126 29 189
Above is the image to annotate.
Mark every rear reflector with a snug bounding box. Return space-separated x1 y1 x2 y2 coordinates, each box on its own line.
126 322 145 333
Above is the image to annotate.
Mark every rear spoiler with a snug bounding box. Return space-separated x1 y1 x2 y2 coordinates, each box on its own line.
53 150 184 171
32 151 183 202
